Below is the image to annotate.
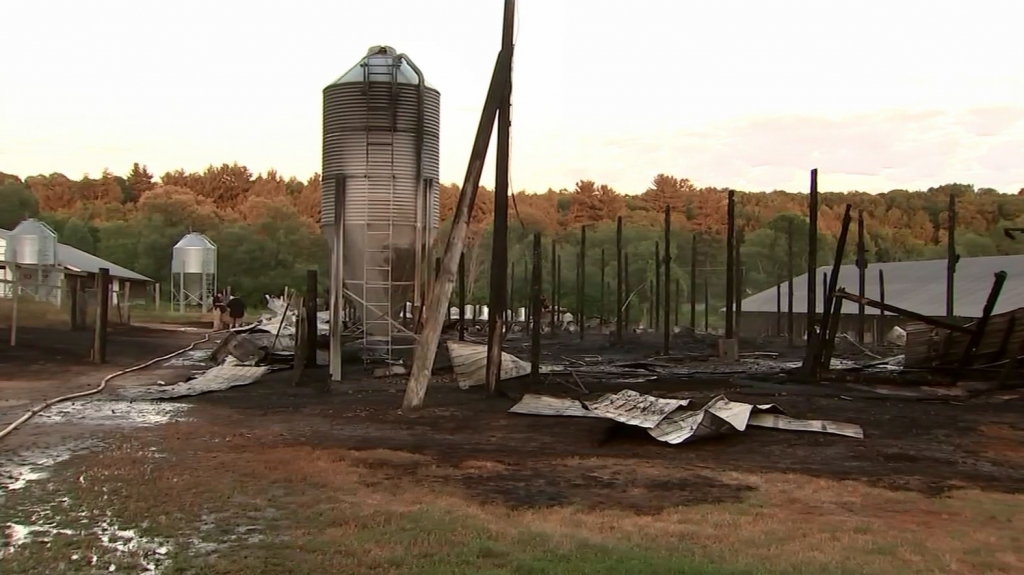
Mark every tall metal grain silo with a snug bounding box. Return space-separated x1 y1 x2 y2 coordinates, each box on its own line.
322 45 441 361
171 232 217 313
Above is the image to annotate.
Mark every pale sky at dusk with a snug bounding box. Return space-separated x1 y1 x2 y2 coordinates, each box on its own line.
2 0 1022 194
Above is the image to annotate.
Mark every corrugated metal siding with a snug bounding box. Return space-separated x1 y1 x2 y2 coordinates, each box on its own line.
321 84 441 228
741 255 1024 318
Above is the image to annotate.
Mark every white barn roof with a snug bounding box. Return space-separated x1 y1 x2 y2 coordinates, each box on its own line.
740 254 1024 319
0 227 153 282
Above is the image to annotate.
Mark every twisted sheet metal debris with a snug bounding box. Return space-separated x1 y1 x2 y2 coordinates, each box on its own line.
119 366 270 400
507 395 605 418
509 391 864 445
582 389 691 428
447 341 563 389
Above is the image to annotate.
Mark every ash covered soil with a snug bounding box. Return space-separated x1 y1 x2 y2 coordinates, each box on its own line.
182 333 1024 512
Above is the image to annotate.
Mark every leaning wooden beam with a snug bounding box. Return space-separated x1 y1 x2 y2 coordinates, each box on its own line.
811 204 853 373
835 289 974 334
402 49 511 412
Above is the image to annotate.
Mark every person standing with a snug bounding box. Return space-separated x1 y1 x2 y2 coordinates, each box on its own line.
226 295 246 329
212 292 227 330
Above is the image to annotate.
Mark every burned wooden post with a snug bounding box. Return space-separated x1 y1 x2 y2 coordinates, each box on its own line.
94 267 110 364
723 189 737 358
402 44 512 411
776 282 782 336
509 265 515 323
600 248 606 328
458 254 466 341
624 252 631 332
806 168 819 345
580 225 586 340
958 271 1007 370
654 241 661 331
575 253 581 329
703 275 709 332
878 268 886 339
787 220 795 345
616 216 624 342
482 0 517 397
306 269 318 369
947 193 957 319
663 205 671 353
810 204 853 374
821 294 845 367
856 210 866 344
556 254 562 328
725 190 736 338
550 240 557 337
674 278 681 329
530 232 542 379
69 276 80 331
690 234 697 331
735 229 744 338
648 279 654 329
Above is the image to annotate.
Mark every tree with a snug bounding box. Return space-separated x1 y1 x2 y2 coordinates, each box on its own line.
126 163 155 202
61 218 96 253
0 182 39 229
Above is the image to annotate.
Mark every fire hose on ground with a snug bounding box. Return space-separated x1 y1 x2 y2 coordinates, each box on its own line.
0 331 222 442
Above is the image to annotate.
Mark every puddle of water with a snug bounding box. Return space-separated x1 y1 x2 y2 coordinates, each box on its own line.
34 400 192 427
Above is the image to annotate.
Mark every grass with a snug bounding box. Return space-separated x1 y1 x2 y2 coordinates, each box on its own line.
3 424 1024 574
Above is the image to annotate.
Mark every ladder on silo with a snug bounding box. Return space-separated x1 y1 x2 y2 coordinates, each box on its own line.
360 54 400 361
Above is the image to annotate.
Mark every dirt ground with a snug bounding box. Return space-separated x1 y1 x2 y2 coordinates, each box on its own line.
3 328 1024 574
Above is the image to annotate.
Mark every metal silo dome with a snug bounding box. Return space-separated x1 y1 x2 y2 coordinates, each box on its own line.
4 218 58 266
171 232 217 312
322 45 441 358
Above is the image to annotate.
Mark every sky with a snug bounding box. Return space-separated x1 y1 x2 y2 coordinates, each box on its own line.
2 0 1022 195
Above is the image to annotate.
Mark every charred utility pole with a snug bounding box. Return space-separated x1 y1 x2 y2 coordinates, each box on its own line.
947 193 957 319
483 0 517 396
806 168 819 346
787 220 795 346
664 206 671 354
856 210 867 344
402 28 513 411
690 234 697 331
458 254 466 341
580 225 586 340
550 240 557 337
616 216 624 342
724 189 736 340
654 241 661 331
530 232 542 379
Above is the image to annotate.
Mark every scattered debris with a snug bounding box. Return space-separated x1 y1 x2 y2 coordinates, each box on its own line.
509 391 864 445
447 341 562 389
119 366 270 400
582 389 690 428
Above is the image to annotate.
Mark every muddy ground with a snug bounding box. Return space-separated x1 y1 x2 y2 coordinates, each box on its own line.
5 324 1024 512
178 330 1024 513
